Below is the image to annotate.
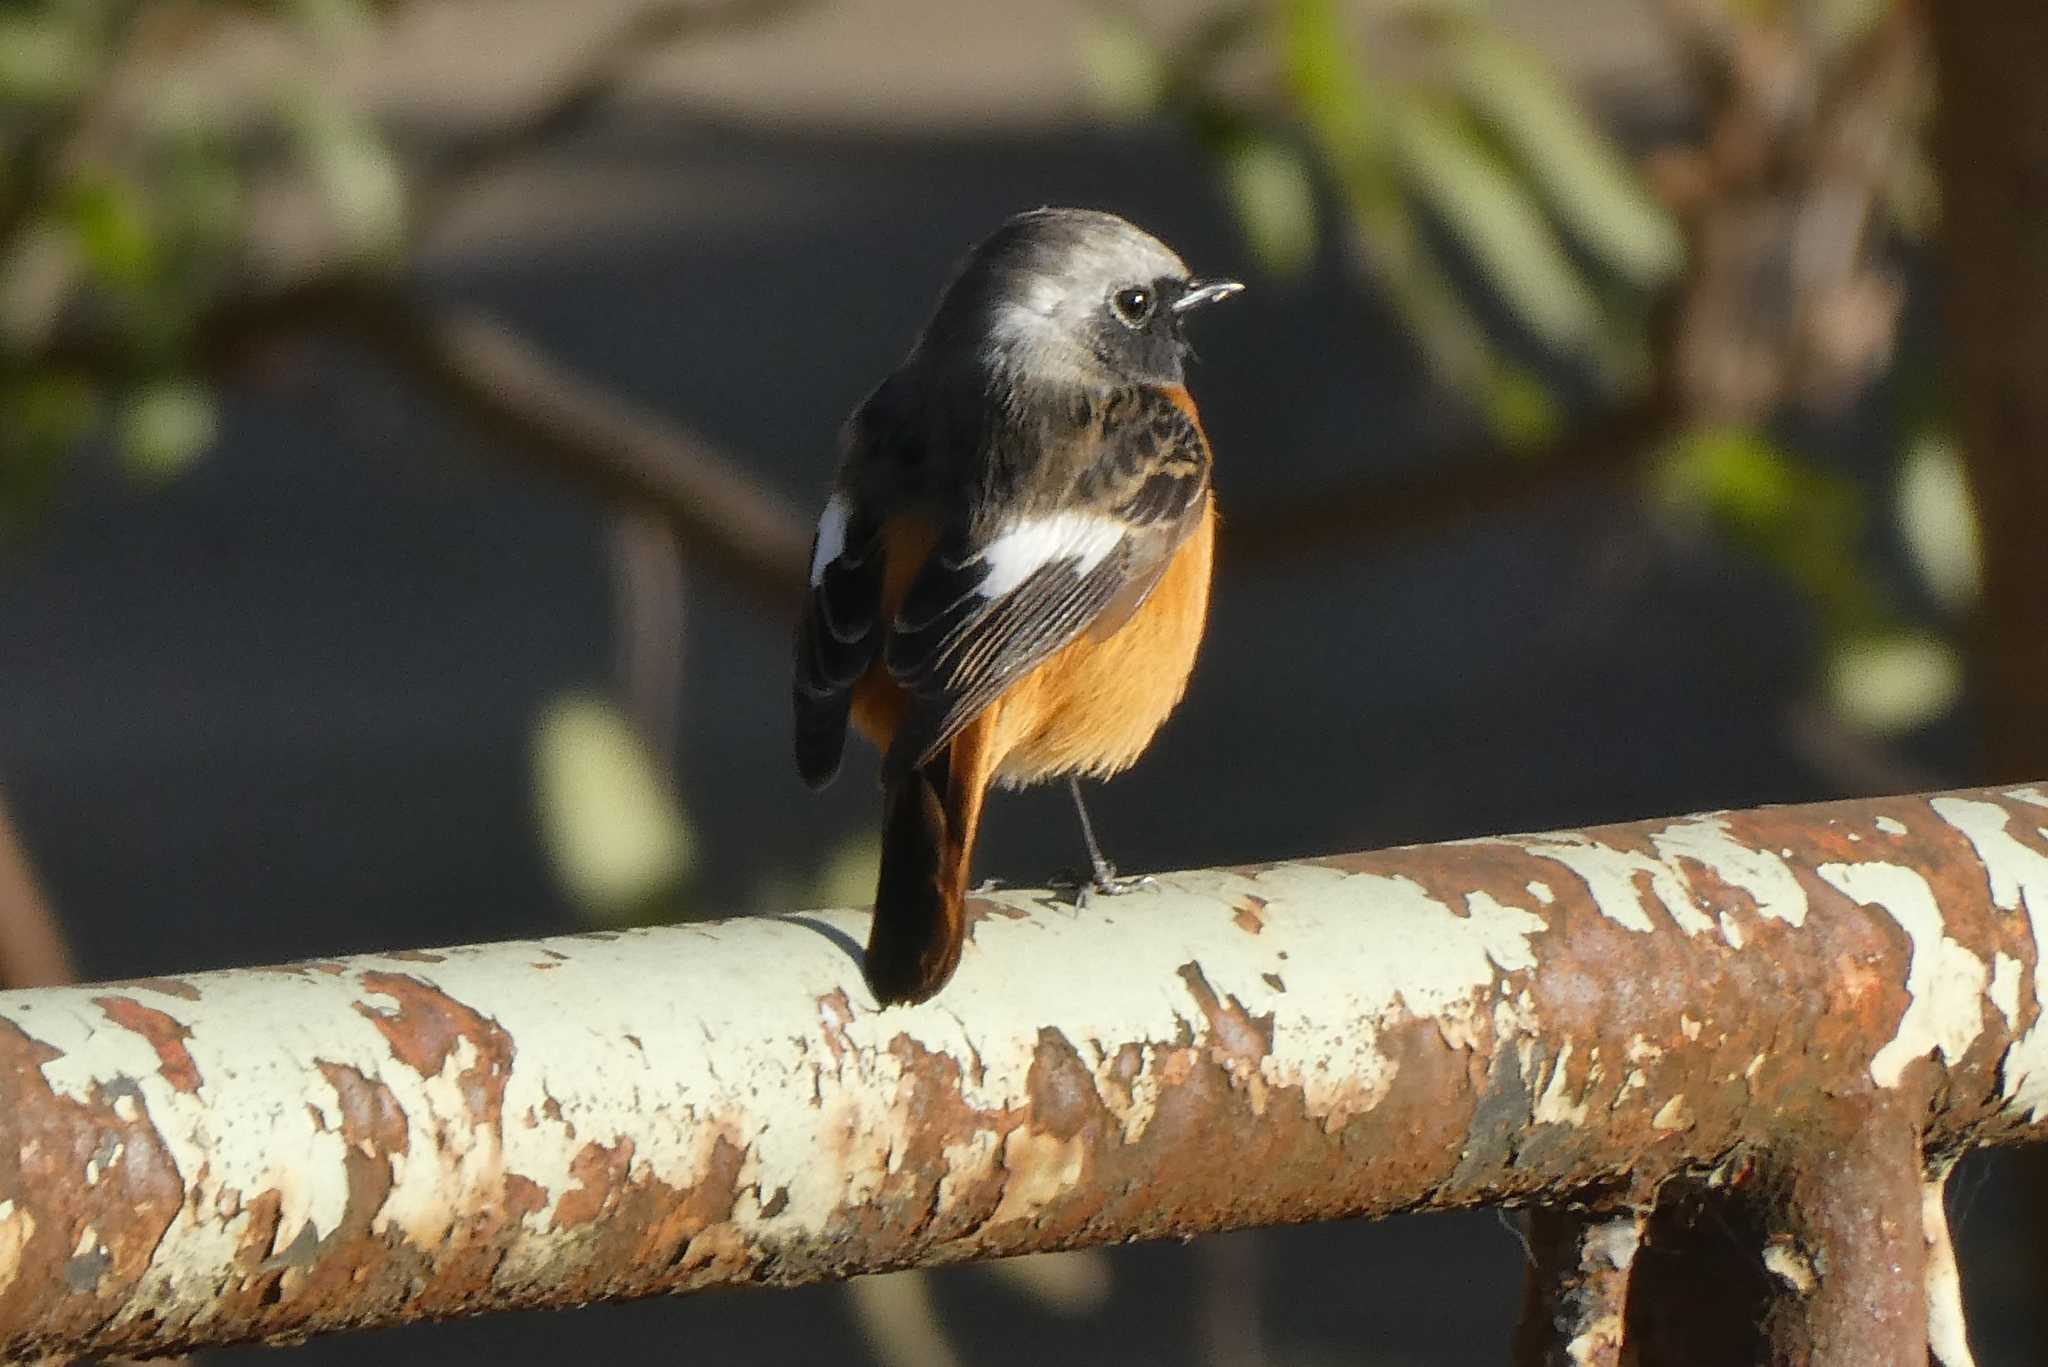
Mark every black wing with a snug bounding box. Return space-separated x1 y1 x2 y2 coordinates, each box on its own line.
793 492 884 789
883 390 1211 771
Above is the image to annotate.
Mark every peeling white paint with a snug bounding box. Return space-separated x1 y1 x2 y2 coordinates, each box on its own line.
1818 861 1988 1088
1877 816 1910 837
1501 815 1805 942
1651 817 1809 929
1763 1238 1817 1295
1463 892 1546 974
1531 1042 1592 1127
4 793 2044 1348
2010 788 2048 811
0 859 1558 1314
1506 834 1710 935
1990 954 2023 1029
0 1200 30 1297
1924 1170 1976 1367
1932 796 2048 1117
1585 1214 1642 1271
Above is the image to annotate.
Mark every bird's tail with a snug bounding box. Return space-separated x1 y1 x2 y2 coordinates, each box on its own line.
866 723 991 1006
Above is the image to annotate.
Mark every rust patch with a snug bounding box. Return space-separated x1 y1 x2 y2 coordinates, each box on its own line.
353 972 515 1124
966 895 1032 924
383 950 447 964
553 1138 635 1230
0 1020 183 1360
817 990 854 1065
1232 895 1268 935
1262 973 1286 992
92 996 201 1094
316 1060 410 1156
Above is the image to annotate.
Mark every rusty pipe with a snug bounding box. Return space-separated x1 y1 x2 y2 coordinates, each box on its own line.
3 785 2047 1359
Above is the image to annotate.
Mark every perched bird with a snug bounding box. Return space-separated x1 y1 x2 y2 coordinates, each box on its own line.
793 207 1242 1005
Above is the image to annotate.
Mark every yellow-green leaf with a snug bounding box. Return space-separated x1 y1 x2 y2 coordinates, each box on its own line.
1079 13 1168 119
1825 632 1963 734
1453 33 1684 288
1220 136 1319 276
533 694 694 924
118 379 217 481
1390 100 1603 355
1895 430 1980 612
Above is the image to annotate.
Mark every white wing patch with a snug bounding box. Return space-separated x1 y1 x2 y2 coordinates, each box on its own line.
809 494 851 587
976 512 1125 598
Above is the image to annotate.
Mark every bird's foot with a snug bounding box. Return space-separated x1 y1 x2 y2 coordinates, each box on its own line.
1050 863 1158 908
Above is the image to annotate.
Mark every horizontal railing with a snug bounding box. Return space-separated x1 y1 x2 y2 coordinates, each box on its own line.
3 784 2044 1364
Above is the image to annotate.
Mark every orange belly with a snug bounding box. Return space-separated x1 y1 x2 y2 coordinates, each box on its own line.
850 501 1214 786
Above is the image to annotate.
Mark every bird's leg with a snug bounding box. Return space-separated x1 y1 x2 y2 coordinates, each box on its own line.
1059 777 1156 900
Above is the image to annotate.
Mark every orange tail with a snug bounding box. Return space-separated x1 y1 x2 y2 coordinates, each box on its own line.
865 719 993 1006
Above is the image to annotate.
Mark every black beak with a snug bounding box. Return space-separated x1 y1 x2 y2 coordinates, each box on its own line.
1172 278 1246 313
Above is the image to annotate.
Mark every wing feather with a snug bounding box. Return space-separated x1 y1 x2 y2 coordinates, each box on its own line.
883 389 1211 770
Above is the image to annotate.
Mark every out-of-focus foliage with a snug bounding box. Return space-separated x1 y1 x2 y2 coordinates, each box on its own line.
1087 0 1684 435
533 693 696 924
1094 0 1969 739
1896 430 1981 614
0 0 405 537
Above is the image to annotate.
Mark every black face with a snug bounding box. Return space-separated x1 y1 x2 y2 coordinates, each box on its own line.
1091 275 1196 386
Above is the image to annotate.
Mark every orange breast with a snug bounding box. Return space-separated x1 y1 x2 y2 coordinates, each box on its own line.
990 499 1215 786
850 500 1216 787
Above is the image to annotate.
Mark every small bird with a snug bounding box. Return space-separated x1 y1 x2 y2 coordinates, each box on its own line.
794 207 1241 1005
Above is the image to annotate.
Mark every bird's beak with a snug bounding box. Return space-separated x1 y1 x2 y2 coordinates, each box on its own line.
1172 278 1246 313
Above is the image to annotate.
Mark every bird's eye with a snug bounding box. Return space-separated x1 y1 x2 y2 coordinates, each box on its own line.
1110 285 1153 327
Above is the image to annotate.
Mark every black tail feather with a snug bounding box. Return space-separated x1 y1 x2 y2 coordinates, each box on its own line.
865 753 965 1006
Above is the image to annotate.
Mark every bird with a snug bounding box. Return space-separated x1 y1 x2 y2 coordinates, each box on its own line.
793 207 1242 1006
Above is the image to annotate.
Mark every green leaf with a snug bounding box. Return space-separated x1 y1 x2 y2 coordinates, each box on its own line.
1895 429 1980 612
0 14 93 103
60 175 157 288
1452 33 1684 287
1079 13 1168 118
283 91 407 261
1390 99 1603 356
118 379 217 481
1478 363 1563 450
1219 135 1319 275
1277 0 1378 156
1825 631 1962 734
533 694 694 924
1654 426 1876 633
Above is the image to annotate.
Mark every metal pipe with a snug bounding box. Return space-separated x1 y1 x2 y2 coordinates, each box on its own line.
3 784 2046 1359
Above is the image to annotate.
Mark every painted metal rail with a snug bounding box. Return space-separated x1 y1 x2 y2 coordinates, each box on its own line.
3 784 2046 1364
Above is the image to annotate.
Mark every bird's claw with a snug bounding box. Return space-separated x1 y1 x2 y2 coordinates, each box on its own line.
1049 865 1157 907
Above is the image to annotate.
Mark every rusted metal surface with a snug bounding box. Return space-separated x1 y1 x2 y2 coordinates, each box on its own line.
2 785 2047 1360
1513 1209 1642 1367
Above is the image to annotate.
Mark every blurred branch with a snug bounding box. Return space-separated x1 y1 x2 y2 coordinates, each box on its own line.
0 791 74 990
412 0 811 231
342 289 809 603
44 271 810 603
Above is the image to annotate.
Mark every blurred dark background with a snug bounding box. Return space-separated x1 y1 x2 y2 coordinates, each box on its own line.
3 0 2044 1362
